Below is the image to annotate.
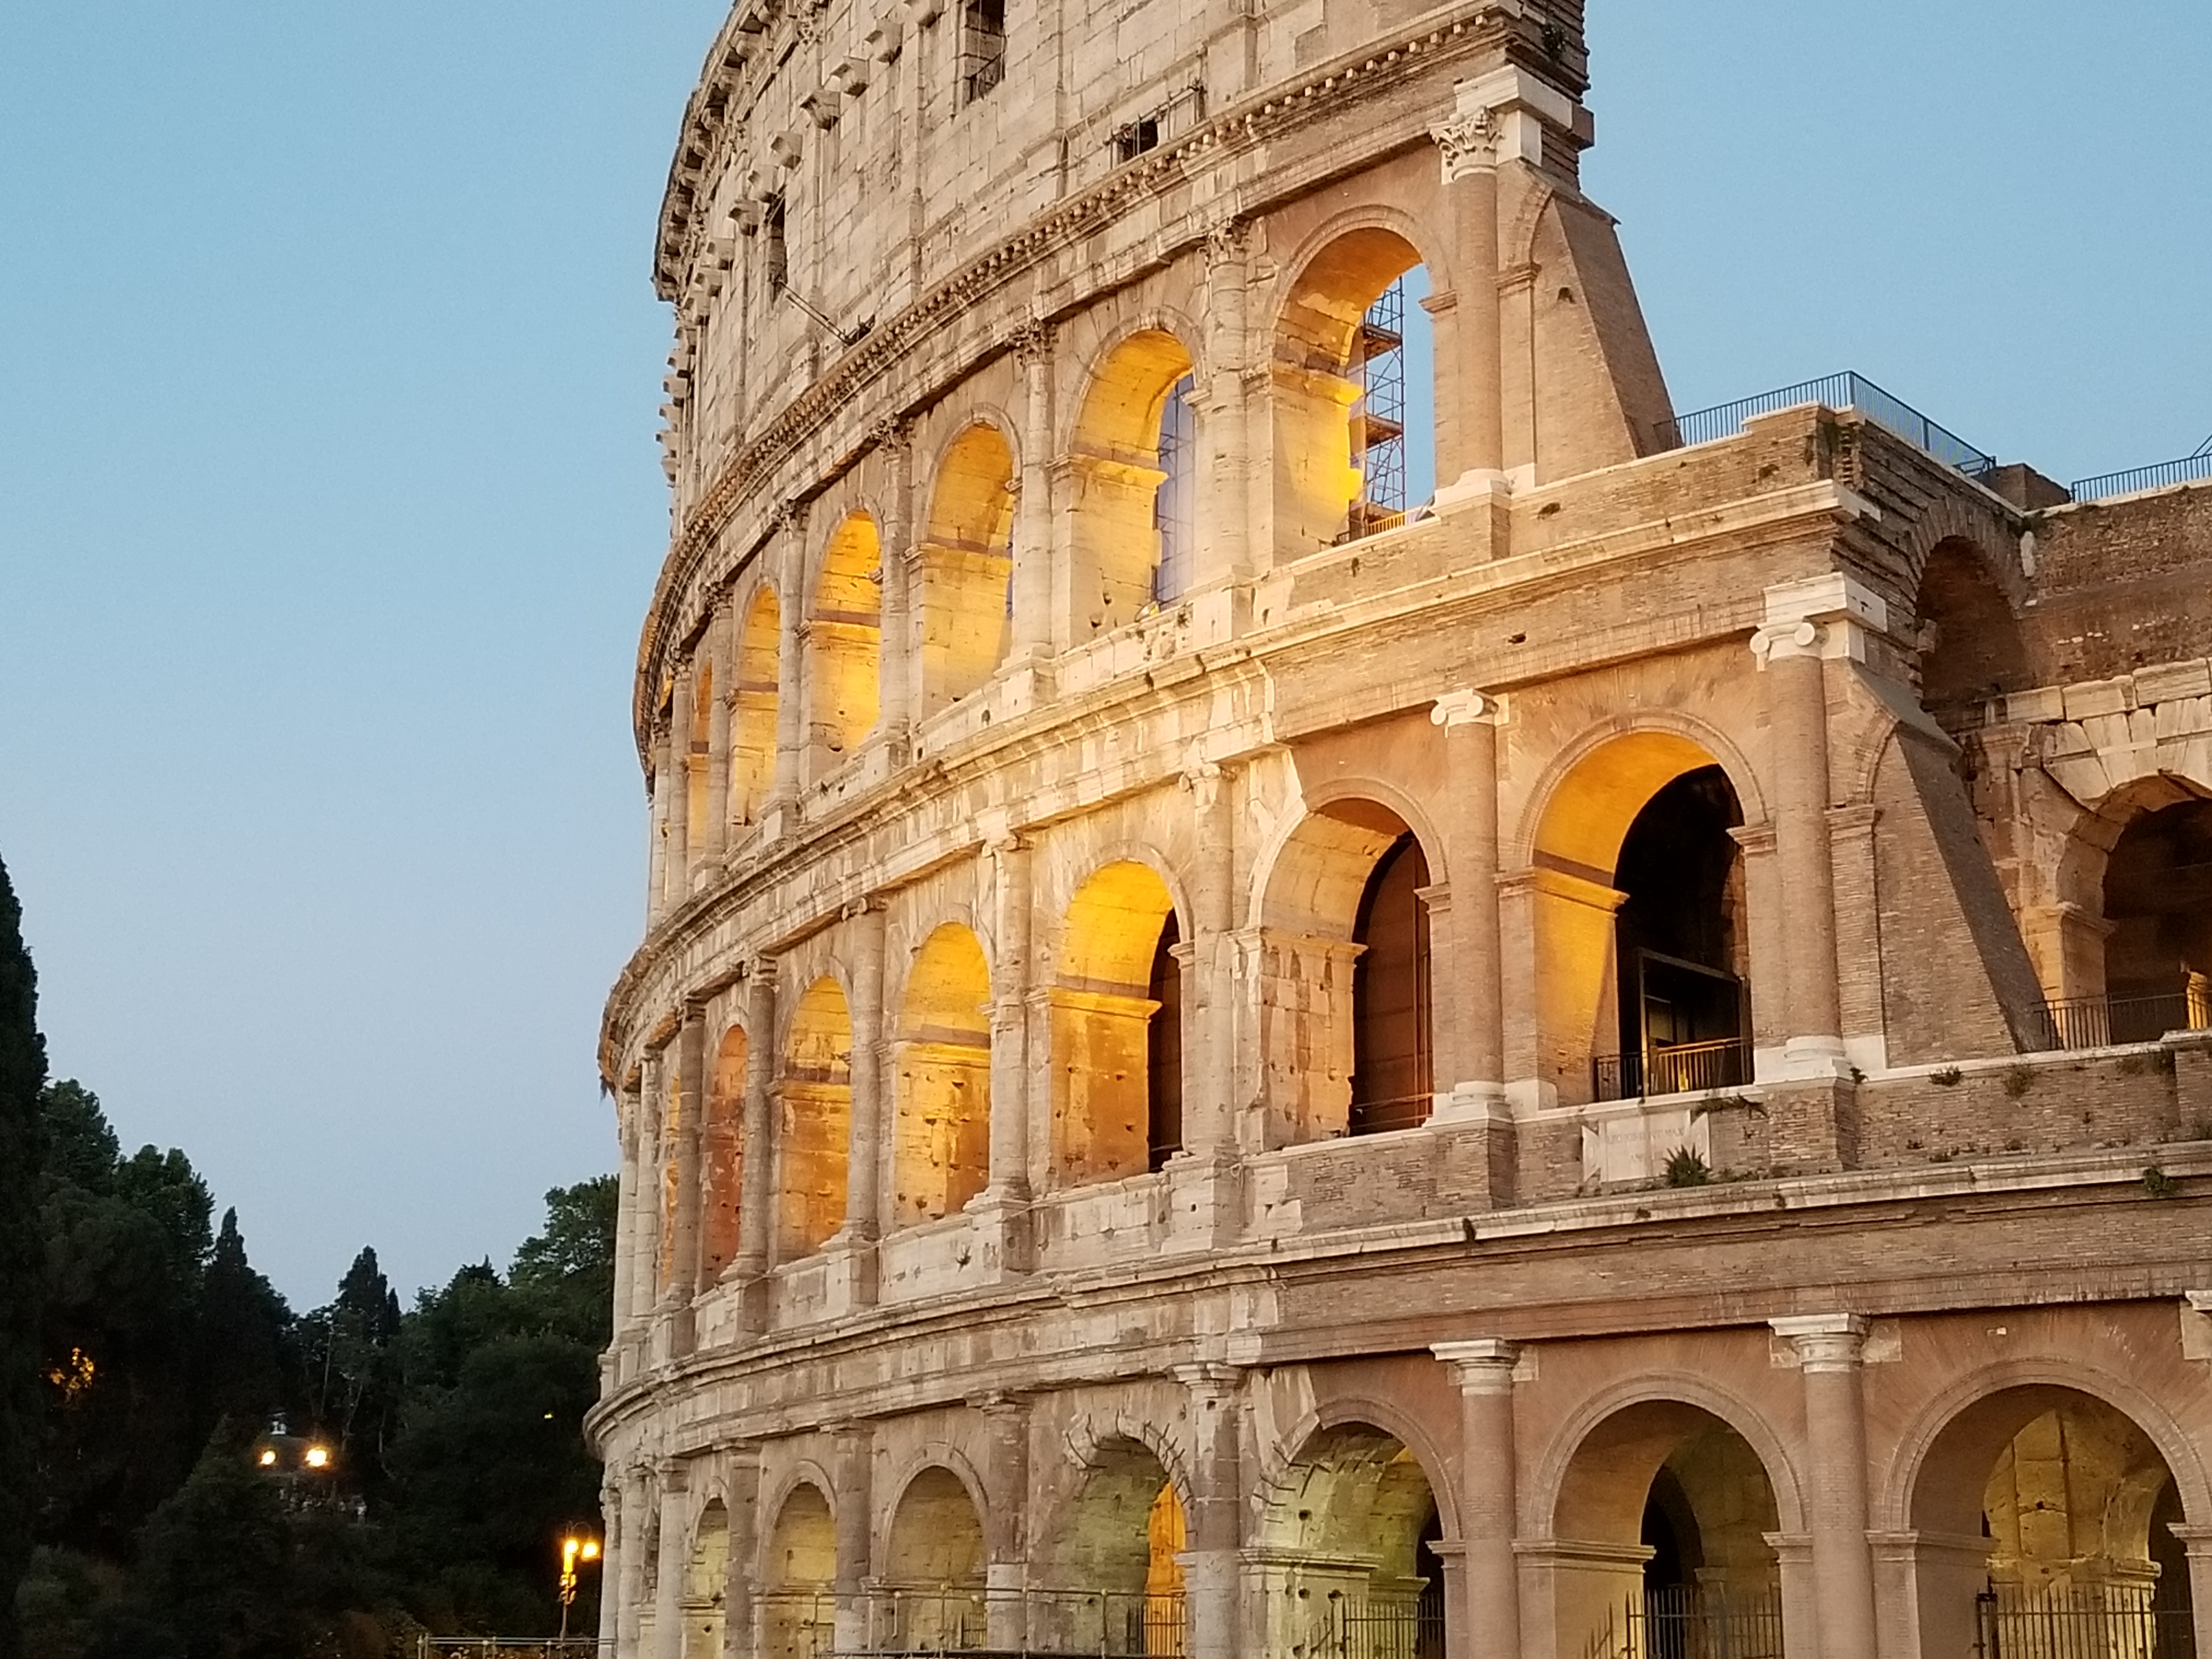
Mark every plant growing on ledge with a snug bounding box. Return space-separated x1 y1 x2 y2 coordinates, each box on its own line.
2142 1165 2182 1199
1663 1147 1713 1188
2002 1064 2036 1099
1931 1066 1963 1088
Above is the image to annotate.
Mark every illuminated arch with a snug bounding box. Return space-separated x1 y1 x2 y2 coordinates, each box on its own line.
1051 861 1183 1187
805 512 883 780
762 1482 836 1659
918 421 1016 717
1067 326 1199 629
777 977 851 1260
893 923 994 1228
731 585 781 827
701 1025 746 1280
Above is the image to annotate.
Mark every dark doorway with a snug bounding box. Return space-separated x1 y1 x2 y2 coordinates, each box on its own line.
1612 768 1748 1096
2102 798 2212 1041
1351 833 1432 1133
1147 913 1183 1170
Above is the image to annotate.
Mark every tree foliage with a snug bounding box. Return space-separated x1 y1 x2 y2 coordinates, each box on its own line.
0 855 50 1659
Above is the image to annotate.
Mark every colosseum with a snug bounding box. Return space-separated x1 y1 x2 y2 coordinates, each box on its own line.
585 2 2212 1657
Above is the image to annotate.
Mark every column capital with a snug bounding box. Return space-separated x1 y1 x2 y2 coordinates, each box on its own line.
1432 1339 1523 1390
1171 1362 1245 1400
1433 689 1508 729
1430 108 1501 182
1771 1313 1869 1370
1751 573 1889 668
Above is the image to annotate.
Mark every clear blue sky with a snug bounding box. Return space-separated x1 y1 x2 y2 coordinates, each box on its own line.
2 1 2205 1306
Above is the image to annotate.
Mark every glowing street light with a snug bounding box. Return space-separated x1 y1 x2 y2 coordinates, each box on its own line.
557 1533 602 1639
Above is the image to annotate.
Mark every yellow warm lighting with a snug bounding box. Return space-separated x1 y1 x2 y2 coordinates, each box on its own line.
580 1541 600 1562
258 1448 278 1467
304 1445 331 1470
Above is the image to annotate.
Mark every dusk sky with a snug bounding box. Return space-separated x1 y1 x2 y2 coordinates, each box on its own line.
3 0 2206 1307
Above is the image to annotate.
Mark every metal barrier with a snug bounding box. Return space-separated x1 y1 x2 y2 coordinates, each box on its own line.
1654 371 1997 479
2030 989 2211 1053
2072 449 2212 503
417 1641 600 1659
1581 1585 1786 1659
756 1587 1184 1657
1976 1583 2196 1659
1593 1039 1753 1103
1325 1594 1443 1659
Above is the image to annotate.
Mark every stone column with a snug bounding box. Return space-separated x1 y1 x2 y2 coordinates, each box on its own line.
1186 764 1238 1154
610 1089 641 1379
876 419 915 751
720 1449 763 1659
652 1459 690 1659
1012 321 1057 659
986 831 1034 1201
667 662 694 900
703 605 733 865
1771 1316 1878 1659
979 1394 1032 1650
1195 220 1254 589
618 1462 652 1659
1177 1365 1244 1659
844 902 889 1244
2165 1526 2212 1659
1432 693 1506 1100
1429 102 1503 482
634 1051 668 1333
771 511 808 816
831 1425 876 1657
647 757 670 926
735 960 778 1333
662 1010 707 1355
1432 1341 1522 1659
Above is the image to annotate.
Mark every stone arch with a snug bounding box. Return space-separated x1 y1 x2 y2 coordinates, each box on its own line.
1541 1387 1799 1659
702 1024 746 1280
918 419 1017 718
1272 212 1447 554
882 1462 991 1650
1030 1436 1189 1651
1255 795 1444 1143
682 1498 731 1659
761 1479 837 1659
1066 323 1201 629
1916 533 2032 725
1058 1413 1198 1522
684 651 715 851
893 922 994 1228
1897 494 2025 605
804 511 883 781
1888 1368 2209 1659
2042 777 2212 1032
777 975 852 1260
1258 1395 1464 1544
1517 721 1765 1106
1050 859 1186 1187
731 582 782 828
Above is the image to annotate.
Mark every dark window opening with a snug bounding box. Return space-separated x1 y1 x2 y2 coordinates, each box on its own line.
1414 1506 1447 1659
960 0 1006 104
1350 833 1432 1135
2099 797 2212 1041
1607 766 1749 1099
1113 117 1160 162
1152 375 1196 603
1146 912 1183 1171
763 195 788 296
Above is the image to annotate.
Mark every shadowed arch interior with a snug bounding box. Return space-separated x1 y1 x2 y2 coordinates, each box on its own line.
702 1026 746 1280
732 588 781 827
764 1485 836 1659
682 1499 730 1659
919 423 1016 717
884 1468 988 1650
778 978 852 1260
1068 329 1198 629
1917 537 2030 728
1257 1423 1447 1657
893 923 994 1228
806 512 883 780
1052 862 1181 1187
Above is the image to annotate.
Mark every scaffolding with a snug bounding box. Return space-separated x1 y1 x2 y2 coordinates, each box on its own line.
1347 278 1408 540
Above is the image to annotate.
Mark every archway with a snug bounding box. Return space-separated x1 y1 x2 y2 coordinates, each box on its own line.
703 1026 746 1281
2100 795 2212 1042
1257 1423 1448 1659
686 662 714 853
1034 1438 1188 1655
778 978 852 1261
919 422 1015 718
1916 537 2030 732
763 1483 836 1659
683 1500 730 1659
1551 1402 1786 1659
1068 329 1199 629
883 1467 989 1651
1906 1386 2199 1659
806 513 883 781
732 588 781 828
1530 735 1752 1106
1052 862 1182 1188
1274 228 1438 556
1259 801 1438 1144
894 924 994 1229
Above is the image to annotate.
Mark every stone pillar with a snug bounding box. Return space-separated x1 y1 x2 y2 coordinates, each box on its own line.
876 419 916 751
986 830 1034 1201
1195 220 1254 590
647 758 670 926
1771 1316 1878 1659
1186 763 1237 1154
979 1394 1032 1651
720 1450 763 1659
662 1011 707 1354
652 1459 691 1659
831 1425 876 1657
1176 1365 1244 1659
735 960 778 1334
2166 1526 2212 1659
1432 692 1506 1100
667 663 694 900
1429 100 1503 483
703 605 733 865
1432 1341 1522 1659
634 1051 668 1334
1012 323 1057 659
771 512 808 815
832 903 887 1310
610 1088 641 1378
618 1463 652 1659
597 1476 623 1653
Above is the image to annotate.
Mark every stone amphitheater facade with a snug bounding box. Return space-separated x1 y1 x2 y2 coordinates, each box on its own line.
585 3 2212 1657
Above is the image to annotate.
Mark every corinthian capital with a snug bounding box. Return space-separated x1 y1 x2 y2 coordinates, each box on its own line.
1430 109 1501 182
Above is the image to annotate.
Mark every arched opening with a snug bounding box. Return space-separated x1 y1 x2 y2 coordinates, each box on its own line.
778 978 852 1261
683 1500 730 1659
1351 833 1434 1136
1530 735 1752 1106
806 513 883 781
1552 1402 1786 1659
1034 1438 1188 1654
894 924 994 1229
1259 800 1437 1144
1146 915 1183 1170
763 1484 837 1659
1908 1386 2198 1659
1068 330 1199 630
2100 795 2212 1042
1274 229 1438 557
919 423 1015 718
883 1468 989 1651
1257 1424 1448 1659
702 1027 747 1282
1916 537 2031 732
1052 862 1182 1188
732 588 781 828
686 664 714 851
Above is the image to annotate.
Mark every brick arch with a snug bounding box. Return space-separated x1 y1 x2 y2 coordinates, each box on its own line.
757 1463 840 1553
1899 494 2025 608
885 902 988 1015
1032 1422 1195 1595
1259 1392 1463 1544
1044 841 1192 983
1057 1411 1197 1519
1273 205 1455 370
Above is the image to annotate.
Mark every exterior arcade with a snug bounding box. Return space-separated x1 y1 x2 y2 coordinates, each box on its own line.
588 2 2212 1657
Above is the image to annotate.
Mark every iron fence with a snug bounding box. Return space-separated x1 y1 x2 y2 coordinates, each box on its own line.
763 1587 1184 1657
416 1642 600 1659
2029 990 2210 1053
1593 1038 1753 1103
1324 1593 1444 1659
2071 450 2212 503
1976 1583 2196 1659
1653 371 1997 479
1581 1585 1786 1659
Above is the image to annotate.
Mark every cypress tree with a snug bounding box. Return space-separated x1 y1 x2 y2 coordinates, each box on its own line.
0 855 50 1659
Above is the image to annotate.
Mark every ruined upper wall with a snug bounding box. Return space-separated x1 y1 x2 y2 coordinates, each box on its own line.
2024 484 2212 687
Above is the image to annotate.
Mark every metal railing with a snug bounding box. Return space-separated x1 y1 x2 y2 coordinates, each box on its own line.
417 1643 599 1659
1976 1583 2196 1659
1323 1594 1444 1659
1654 371 1997 479
760 1588 1186 1657
1347 1092 1435 1136
2029 988 2211 1053
1593 1038 1754 1103
2070 449 2212 503
1582 1585 1786 1659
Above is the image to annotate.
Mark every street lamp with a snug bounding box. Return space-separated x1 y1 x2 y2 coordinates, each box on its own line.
557 1533 602 1640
